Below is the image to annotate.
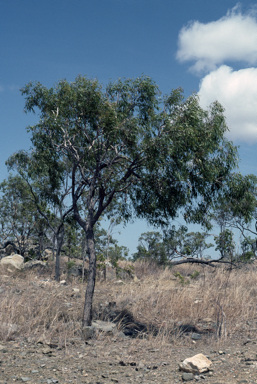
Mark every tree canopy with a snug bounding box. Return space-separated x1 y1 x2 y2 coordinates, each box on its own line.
19 75 239 326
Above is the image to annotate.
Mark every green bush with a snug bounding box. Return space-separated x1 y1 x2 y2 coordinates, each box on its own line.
173 272 189 285
67 260 76 270
190 270 200 279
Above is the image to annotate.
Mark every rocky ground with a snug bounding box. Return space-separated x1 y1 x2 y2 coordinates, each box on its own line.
2 332 257 383
2 263 257 383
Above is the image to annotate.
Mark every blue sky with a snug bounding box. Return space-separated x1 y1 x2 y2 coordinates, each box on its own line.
1 0 257 256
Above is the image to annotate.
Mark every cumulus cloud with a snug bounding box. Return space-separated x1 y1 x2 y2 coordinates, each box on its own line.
198 65 257 143
177 5 257 73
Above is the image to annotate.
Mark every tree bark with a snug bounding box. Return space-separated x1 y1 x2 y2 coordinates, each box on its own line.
52 233 56 261
81 233 86 283
82 226 96 326
55 225 64 282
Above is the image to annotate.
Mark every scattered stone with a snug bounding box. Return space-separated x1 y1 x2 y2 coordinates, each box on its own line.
72 288 80 293
42 347 53 355
21 378 31 382
182 372 194 381
179 353 212 374
191 333 202 340
60 280 67 285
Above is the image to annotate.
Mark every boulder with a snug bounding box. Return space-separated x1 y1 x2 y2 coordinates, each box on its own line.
82 320 126 340
104 261 116 281
43 249 53 260
5 243 18 256
23 260 47 270
68 265 87 278
179 353 212 374
92 320 117 335
0 254 24 269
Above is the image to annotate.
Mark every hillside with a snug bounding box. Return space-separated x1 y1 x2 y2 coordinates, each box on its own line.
1 260 257 383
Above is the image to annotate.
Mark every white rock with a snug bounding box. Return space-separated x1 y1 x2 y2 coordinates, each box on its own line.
179 353 212 374
0 254 24 269
73 288 80 293
60 280 67 285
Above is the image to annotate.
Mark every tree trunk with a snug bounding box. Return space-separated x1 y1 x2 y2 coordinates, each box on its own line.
52 233 56 261
55 225 64 282
82 226 96 326
81 233 86 283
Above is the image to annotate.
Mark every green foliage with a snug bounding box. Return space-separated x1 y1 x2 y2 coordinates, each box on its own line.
96 253 105 267
20 75 238 229
173 272 190 285
0 174 48 256
66 260 76 270
190 270 200 279
63 219 81 259
240 251 254 262
238 236 256 262
18 74 239 324
211 173 257 234
133 231 167 264
133 227 213 265
214 229 235 260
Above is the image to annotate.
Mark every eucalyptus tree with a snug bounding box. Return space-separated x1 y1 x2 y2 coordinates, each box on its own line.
162 226 214 263
21 75 237 326
133 231 166 264
0 175 40 256
133 227 213 265
240 236 257 261
6 151 74 281
210 173 257 261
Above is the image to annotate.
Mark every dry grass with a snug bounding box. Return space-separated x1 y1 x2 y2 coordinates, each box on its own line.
0 265 84 345
115 260 257 343
1 259 257 348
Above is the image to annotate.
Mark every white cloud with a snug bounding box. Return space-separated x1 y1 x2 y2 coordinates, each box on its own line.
198 65 257 143
177 5 257 73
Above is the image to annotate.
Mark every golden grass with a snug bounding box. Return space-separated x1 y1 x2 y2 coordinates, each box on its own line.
0 259 257 347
